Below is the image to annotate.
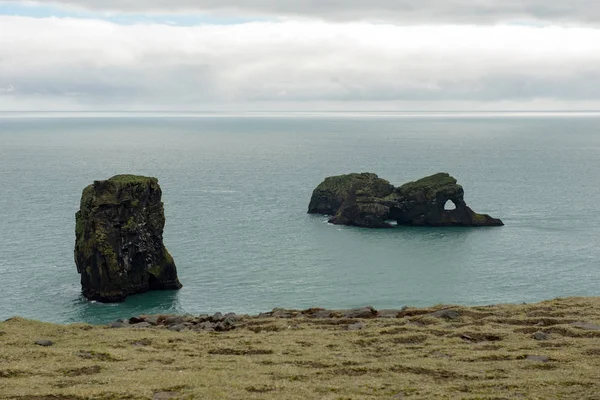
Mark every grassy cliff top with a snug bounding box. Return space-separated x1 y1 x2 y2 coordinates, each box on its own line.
78 175 160 211
397 172 458 194
314 173 395 201
1 297 600 399
317 173 381 192
105 175 159 186
316 172 460 198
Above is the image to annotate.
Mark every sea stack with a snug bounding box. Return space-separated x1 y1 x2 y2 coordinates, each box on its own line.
308 172 503 228
74 175 182 302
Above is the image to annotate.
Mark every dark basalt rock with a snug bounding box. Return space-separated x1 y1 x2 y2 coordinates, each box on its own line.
308 172 503 228
75 175 182 303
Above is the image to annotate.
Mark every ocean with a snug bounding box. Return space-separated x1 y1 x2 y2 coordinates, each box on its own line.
0 112 598 324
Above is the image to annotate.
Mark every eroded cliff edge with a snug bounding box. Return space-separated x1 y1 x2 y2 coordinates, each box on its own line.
308 172 503 228
75 175 182 302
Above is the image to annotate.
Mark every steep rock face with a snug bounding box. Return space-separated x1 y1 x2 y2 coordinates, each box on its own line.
75 175 182 302
308 172 503 228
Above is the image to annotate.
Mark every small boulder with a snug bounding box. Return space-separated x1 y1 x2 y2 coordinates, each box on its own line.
272 309 293 318
378 309 403 318
167 324 186 332
222 317 237 328
107 320 128 329
343 306 377 319
132 339 152 347
211 312 224 322
132 322 153 329
163 316 185 326
532 331 551 341
310 310 334 319
128 317 146 324
570 322 600 331
35 340 54 347
348 322 366 331
430 309 461 320
145 315 160 326
214 322 227 332
196 321 216 331
525 355 549 363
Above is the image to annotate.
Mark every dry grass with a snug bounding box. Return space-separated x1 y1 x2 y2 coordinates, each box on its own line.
1 297 600 400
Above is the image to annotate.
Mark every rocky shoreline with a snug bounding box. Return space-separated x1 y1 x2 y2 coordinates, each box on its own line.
107 306 395 332
104 302 600 337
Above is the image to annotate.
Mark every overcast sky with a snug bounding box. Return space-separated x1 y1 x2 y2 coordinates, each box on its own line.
2 0 600 111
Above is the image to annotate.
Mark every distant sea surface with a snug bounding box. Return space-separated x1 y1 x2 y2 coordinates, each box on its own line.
1 112 599 324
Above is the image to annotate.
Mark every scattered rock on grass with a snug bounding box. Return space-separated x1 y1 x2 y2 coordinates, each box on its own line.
570 322 600 331
378 309 403 318
311 310 334 318
343 307 377 319
532 331 551 341
128 317 145 324
167 324 187 332
348 322 366 331
210 312 224 322
272 309 293 318
430 309 461 320
195 322 216 331
107 320 128 329
132 339 152 347
35 340 54 347
524 355 549 363
163 316 185 326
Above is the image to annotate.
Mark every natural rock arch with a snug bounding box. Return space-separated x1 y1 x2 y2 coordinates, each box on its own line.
444 199 457 211
308 172 503 228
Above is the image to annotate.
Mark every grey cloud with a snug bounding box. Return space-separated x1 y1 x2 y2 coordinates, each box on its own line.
20 0 600 24
3 17 600 110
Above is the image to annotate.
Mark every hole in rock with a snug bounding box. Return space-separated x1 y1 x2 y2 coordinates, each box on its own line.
444 200 457 211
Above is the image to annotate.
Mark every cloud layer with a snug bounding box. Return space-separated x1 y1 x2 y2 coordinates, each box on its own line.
12 0 600 24
2 16 600 110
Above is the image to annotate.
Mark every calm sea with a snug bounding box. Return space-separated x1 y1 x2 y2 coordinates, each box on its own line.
0 112 598 324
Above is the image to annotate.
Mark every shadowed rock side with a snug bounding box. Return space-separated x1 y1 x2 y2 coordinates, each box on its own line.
75 175 182 302
308 172 503 228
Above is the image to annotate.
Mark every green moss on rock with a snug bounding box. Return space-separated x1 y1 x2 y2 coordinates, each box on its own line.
397 173 461 201
308 173 394 215
107 174 158 185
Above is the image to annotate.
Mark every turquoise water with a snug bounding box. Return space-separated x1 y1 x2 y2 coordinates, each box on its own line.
0 113 599 324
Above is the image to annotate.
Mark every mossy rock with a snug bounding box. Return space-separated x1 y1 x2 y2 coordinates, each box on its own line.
309 172 503 228
307 173 394 215
74 175 182 303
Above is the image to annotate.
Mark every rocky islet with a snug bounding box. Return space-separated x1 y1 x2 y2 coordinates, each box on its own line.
308 172 503 228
